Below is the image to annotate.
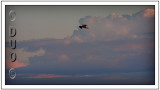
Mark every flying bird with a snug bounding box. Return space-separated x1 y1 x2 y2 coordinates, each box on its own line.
79 24 88 29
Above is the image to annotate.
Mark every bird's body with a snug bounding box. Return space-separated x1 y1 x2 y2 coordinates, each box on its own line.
79 24 88 29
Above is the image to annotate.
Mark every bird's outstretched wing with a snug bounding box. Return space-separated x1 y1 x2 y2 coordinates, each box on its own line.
82 24 87 26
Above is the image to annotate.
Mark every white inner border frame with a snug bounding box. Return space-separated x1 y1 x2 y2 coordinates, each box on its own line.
1 1 159 90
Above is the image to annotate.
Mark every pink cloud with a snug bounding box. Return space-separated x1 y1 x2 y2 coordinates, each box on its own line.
143 8 155 18
25 74 70 79
64 39 71 45
5 48 45 69
59 54 69 61
24 74 95 79
6 60 28 69
73 36 84 43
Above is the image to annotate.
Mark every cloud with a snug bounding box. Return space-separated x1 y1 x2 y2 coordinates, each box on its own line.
103 76 128 80
139 8 155 18
111 42 143 51
24 74 94 79
87 55 99 61
73 36 84 43
75 75 95 77
6 8 155 85
15 38 154 75
6 60 28 69
68 8 155 42
59 54 69 61
24 74 70 79
64 39 71 45
6 48 45 68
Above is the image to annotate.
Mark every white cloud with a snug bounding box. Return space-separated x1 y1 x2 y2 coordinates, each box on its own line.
69 9 155 42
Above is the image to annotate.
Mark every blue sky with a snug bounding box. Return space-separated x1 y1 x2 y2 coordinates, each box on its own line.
5 6 155 85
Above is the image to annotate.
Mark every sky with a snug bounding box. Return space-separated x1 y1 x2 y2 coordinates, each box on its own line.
5 5 154 41
5 5 155 85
